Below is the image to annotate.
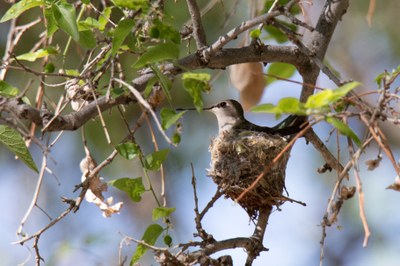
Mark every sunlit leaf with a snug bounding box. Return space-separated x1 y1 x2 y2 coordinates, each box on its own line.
0 126 38 173
16 47 58 62
98 7 112 31
0 80 19 97
112 0 149 11
329 81 360 102
1 0 44 22
130 224 163 265
152 207 176 221
305 82 360 109
250 29 261 39
252 97 306 116
252 103 277 113
305 89 333 109
110 177 145 202
182 72 211 112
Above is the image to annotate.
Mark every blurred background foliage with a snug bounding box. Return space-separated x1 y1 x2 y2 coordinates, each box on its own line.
0 0 399 265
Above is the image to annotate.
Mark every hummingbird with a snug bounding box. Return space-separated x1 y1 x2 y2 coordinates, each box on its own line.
178 99 305 136
178 99 305 218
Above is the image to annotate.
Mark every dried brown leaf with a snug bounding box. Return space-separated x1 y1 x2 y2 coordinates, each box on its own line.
229 63 266 111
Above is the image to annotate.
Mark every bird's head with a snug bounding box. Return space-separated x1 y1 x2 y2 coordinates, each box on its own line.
204 99 245 132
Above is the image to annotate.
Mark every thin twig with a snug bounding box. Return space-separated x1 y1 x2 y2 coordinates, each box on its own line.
144 113 167 207
354 168 371 247
17 155 48 237
113 78 174 145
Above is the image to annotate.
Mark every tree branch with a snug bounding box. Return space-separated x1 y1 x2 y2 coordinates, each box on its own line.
185 0 207 48
1 45 307 132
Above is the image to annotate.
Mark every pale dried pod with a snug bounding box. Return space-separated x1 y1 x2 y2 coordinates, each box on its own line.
65 78 93 111
80 155 123 217
229 62 266 111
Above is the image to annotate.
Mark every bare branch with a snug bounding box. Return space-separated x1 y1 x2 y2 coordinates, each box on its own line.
186 0 207 48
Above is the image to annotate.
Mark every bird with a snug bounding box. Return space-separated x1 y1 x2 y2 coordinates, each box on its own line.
187 99 305 136
178 99 306 218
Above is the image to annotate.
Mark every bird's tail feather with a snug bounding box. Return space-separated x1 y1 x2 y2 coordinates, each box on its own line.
271 115 307 136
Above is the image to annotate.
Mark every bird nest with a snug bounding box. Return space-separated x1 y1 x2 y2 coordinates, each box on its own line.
208 130 291 218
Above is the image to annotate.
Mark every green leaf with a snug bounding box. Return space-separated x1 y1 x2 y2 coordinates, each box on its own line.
144 149 169 171
305 89 333 109
326 117 361 147
112 0 149 11
115 142 140 160
78 30 96 49
130 224 163 265
44 63 55 73
276 97 306 115
149 19 180 44
98 7 112 31
52 2 79 41
160 108 185 130
132 42 179 68
16 47 58 62
266 62 296 84
182 72 211 112
78 17 100 31
172 132 181 145
44 6 58 37
264 20 297 43
252 97 306 116
250 29 261 39
112 18 135 55
374 71 386 86
65 69 80 77
1 0 44 22
110 177 145 202
150 65 172 102
163 235 172 247
305 82 360 109
252 103 277 113
0 80 19 97
152 207 176 221
329 81 360 102
0 126 38 173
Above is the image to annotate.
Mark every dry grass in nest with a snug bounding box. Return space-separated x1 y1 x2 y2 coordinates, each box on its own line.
208 130 291 218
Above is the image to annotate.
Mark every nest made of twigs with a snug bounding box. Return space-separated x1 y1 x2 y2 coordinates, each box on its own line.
207 130 291 218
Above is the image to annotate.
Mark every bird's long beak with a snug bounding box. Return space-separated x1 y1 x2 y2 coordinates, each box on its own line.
176 106 214 111
202 105 214 111
175 107 197 111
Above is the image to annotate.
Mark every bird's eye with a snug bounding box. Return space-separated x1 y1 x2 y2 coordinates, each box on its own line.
218 102 227 108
